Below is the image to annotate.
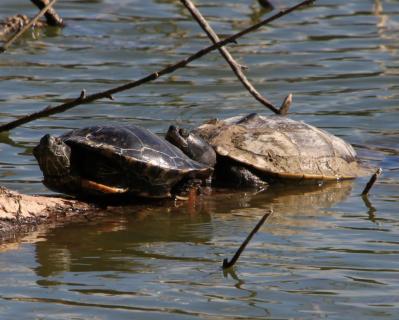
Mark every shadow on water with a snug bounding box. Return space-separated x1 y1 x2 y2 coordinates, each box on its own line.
30 180 354 277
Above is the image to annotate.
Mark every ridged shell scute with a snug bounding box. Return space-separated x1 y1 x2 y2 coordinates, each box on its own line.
195 114 359 180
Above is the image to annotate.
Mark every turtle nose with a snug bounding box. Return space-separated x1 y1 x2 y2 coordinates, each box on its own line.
166 125 179 138
40 134 52 145
40 134 57 146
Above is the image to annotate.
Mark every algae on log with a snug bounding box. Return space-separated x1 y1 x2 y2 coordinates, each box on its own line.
0 186 96 236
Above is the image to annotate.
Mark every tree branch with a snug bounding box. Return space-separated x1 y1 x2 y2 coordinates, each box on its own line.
0 0 315 132
181 0 293 114
30 0 64 27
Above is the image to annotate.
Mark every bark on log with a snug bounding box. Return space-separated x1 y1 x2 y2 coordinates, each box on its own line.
0 14 46 39
0 0 62 41
0 186 96 237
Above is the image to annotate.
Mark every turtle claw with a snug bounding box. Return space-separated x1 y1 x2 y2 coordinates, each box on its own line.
175 195 189 201
81 179 128 194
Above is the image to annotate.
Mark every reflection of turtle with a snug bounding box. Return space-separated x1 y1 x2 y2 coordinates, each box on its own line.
33 125 212 198
166 113 361 187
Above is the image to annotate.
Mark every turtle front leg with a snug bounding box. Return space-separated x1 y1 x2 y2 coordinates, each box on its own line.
172 177 213 201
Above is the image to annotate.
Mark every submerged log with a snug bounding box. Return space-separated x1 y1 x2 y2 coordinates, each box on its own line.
0 14 46 39
0 0 63 43
0 186 96 236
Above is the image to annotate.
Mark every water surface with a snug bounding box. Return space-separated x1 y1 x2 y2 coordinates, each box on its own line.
0 0 398 319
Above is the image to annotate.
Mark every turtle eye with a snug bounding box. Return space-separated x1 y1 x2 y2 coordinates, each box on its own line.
179 128 189 138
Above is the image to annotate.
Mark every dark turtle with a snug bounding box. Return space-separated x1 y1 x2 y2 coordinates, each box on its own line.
33 125 212 199
166 113 363 187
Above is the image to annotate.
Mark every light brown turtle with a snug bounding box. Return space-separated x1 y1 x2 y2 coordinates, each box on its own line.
166 113 363 187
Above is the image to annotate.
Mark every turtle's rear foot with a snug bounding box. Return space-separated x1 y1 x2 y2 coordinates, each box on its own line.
215 164 268 189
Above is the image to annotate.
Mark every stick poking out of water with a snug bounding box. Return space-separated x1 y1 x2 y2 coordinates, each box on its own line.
222 209 273 269
30 0 64 27
361 168 382 196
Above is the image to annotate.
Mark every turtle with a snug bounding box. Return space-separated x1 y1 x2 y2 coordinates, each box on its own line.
165 113 362 188
33 125 213 199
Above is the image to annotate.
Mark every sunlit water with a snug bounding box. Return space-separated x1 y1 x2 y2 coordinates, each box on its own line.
0 0 398 319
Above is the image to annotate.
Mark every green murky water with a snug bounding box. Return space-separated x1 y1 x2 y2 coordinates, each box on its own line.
0 0 398 319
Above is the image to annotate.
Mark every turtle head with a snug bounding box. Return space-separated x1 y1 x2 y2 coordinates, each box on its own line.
166 125 216 167
33 134 72 178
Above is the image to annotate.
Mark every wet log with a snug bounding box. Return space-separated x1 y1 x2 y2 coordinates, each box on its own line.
0 14 46 39
0 0 62 53
0 0 62 39
0 186 96 236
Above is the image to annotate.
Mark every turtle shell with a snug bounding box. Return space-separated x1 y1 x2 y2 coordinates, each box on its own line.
60 125 211 198
194 114 360 181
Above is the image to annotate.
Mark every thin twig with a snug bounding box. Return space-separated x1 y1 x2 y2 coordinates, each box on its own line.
0 0 315 132
222 210 273 269
0 0 58 53
30 0 64 27
361 168 382 196
181 0 283 114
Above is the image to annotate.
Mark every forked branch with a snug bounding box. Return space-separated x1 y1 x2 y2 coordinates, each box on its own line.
0 0 315 132
181 0 283 114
